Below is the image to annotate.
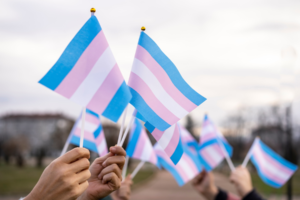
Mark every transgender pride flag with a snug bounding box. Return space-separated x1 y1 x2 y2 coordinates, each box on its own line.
128 31 206 131
248 138 298 188
198 115 232 171
126 119 158 166
154 143 202 186
145 122 183 165
70 109 108 157
179 125 198 155
39 15 131 122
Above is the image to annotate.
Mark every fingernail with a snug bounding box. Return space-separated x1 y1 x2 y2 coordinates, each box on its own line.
102 161 106 167
111 147 116 151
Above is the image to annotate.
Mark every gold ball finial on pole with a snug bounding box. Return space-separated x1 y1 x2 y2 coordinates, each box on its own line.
141 26 146 31
90 8 96 13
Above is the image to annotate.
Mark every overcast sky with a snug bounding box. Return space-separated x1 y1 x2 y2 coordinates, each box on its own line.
1 0 300 127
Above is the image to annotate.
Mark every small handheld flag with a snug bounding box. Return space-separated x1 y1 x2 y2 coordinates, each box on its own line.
39 11 131 123
145 122 183 165
69 109 108 156
154 143 202 186
126 118 158 166
128 30 206 131
179 125 198 155
198 115 233 171
244 138 298 188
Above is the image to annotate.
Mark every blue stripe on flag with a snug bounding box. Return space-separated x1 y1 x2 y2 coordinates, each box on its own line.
198 154 213 172
170 140 184 165
102 81 132 122
250 156 282 188
126 120 143 157
198 138 232 157
39 16 102 90
70 135 98 153
136 112 146 122
129 88 170 131
86 109 99 118
144 122 155 133
93 125 103 138
183 145 202 172
157 157 185 186
258 140 298 171
137 32 206 106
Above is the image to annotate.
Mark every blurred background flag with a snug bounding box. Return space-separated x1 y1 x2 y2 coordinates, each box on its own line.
39 14 131 122
128 31 206 131
145 122 183 165
154 143 202 186
179 125 198 155
198 114 233 171
67 109 108 157
126 118 159 167
245 138 298 188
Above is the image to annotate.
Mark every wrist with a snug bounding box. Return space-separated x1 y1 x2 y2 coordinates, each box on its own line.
201 185 218 200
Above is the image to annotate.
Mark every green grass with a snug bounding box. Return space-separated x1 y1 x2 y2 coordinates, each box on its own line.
251 169 300 196
0 163 156 196
0 163 45 195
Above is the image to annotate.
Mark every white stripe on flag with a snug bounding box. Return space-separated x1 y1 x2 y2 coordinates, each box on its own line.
140 140 153 161
158 124 176 149
70 47 116 106
201 124 214 136
97 139 107 155
253 147 289 181
77 120 98 133
132 58 189 119
178 157 194 179
204 146 223 164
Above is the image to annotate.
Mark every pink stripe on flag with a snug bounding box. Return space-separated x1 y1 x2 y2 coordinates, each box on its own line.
149 151 158 165
152 128 164 141
200 148 219 167
135 45 197 112
258 145 294 176
55 31 108 98
133 134 147 159
85 114 99 124
74 129 95 142
175 161 190 183
87 64 124 114
252 151 286 184
129 72 179 125
94 131 104 145
200 132 217 144
164 124 180 156
182 154 198 174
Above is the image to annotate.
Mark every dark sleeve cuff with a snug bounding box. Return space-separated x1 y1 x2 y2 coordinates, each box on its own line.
215 188 228 200
243 189 264 200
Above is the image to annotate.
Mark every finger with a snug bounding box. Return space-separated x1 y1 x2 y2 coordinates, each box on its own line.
89 152 114 176
102 172 121 189
77 181 89 196
70 157 90 173
76 169 91 184
102 156 126 170
61 148 90 164
98 164 122 180
110 146 126 157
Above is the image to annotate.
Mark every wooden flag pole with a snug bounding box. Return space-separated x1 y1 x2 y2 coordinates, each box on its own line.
79 107 86 148
117 106 128 145
131 161 145 179
122 156 129 181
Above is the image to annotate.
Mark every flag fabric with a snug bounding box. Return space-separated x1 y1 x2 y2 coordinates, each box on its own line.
39 15 131 122
145 122 183 165
154 143 202 186
126 118 159 167
249 138 298 188
128 31 206 131
70 109 108 157
179 125 198 155
198 115 233 171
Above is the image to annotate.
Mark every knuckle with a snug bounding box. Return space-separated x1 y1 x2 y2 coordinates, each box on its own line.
83 158 90 168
